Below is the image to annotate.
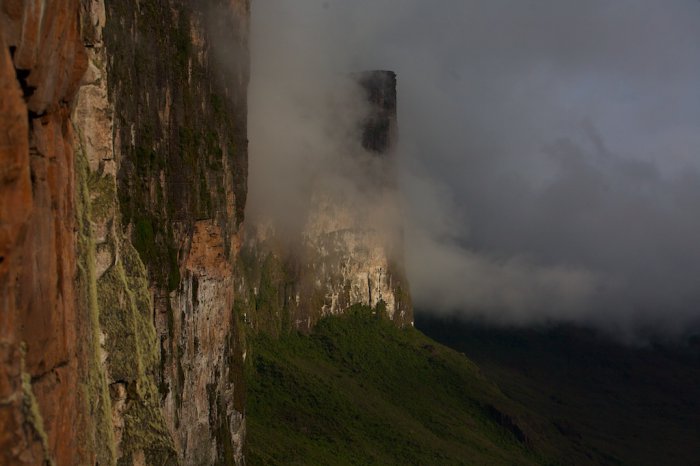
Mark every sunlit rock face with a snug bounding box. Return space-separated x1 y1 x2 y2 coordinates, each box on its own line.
0 2 407 463
301 70 412 327
241 70 412 333
0 2 89 464
0 0 251 464
167 220 246 465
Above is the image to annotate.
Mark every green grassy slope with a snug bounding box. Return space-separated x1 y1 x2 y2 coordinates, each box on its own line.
417 315 700 466
245 306 555 466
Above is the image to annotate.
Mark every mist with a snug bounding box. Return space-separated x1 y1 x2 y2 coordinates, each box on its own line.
248 0 700 339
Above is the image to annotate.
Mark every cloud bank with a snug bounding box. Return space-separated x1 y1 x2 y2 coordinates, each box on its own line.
248 0 700 339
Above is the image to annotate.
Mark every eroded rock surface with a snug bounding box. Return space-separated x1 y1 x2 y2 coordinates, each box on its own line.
102 1 250 463
163 220 245 463
0 3 409 465
0 1 88 464
73 2 177 461
1 0 251 464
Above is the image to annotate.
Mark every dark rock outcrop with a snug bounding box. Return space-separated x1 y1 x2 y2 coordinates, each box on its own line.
358 70 398 156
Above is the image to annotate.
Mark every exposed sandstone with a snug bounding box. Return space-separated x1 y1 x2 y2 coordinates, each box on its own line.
1 0 251 463
159 220 244 463
0 3 410 465
0 1 89 464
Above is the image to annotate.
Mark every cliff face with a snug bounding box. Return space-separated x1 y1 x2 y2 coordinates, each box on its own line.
1 0 250 464
0 2 89 464
240 71 412 334
300 71 411 327
1 3 410 464
100 0 250 463
74 1 177 463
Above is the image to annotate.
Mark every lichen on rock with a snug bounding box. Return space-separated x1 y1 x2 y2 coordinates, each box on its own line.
72 1 178 462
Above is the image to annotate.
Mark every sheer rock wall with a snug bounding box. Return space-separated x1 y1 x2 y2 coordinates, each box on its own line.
0 2 89 463
0 4 410 465
0 0 250 464
102 1 249 463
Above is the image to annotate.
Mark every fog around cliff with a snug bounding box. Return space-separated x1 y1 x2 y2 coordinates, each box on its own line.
248 0 700 340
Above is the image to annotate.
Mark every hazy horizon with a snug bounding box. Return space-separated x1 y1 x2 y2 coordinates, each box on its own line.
248 0 700 341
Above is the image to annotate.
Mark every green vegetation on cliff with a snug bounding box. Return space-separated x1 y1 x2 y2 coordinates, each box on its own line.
75 113 177 465
75 146 118 465
246 307 700 465
245 306 551 465
105 0 248 292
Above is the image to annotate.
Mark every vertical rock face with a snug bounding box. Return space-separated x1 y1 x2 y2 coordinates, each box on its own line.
1 0 250 464
174 220 246 463
0 2 89 464
1 2 409 464
241 70 412 333
73 1 177 463
300 70 411 327
358 70 398 157
101 1 250 464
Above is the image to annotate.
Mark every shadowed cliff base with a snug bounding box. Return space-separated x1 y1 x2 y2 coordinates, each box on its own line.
245 306 546 466
245 307 700 465
417 313 700 466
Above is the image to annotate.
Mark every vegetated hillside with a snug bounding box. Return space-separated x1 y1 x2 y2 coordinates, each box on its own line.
245 305 561 466
417 314 700 466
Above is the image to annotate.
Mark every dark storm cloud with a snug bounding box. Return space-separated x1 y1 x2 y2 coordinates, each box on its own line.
249 0 700 338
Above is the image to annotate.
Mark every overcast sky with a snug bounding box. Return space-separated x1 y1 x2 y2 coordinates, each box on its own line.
249 0 700 340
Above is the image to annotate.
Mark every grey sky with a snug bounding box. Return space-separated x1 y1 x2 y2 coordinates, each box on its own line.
249 1 700 339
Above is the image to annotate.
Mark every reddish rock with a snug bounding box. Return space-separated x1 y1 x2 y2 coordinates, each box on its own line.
1 0 252 463
0 1 88 464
